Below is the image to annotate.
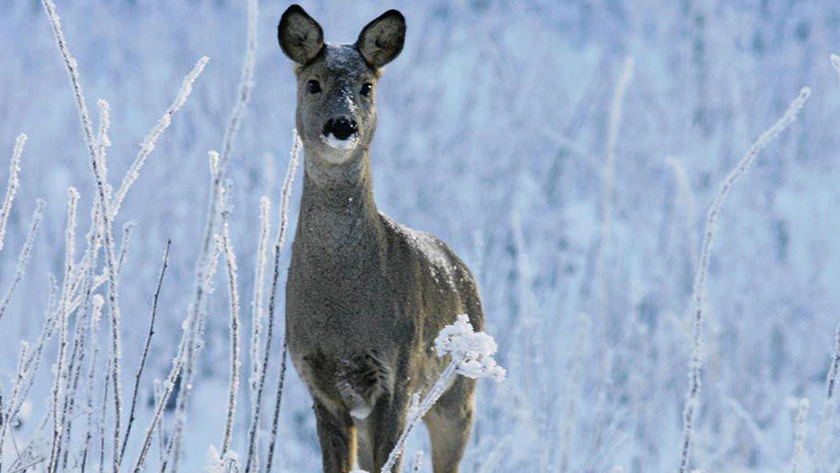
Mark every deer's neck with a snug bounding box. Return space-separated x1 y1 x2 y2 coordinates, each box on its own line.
296 146 383 257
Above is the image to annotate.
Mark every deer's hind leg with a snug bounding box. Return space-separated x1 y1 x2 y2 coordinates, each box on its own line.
313 400 356 473
424 376 476 473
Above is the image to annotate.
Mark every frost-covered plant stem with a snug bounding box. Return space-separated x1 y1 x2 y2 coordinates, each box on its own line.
165 0 257 465
0 199 46 337
111 56 209 217
100 355 112 473
595 56 634 345
219 0 258 176
678 87 811 473
559 314 589 473
120 240 171 461
0 133 26 255
255 132 301 473
382 363 458 473
81 295 105 472
48 188 80 473
246 196 270 473
815 55 840 473
39 3 127 470
220 220 242 456
131 339 185 473
154 380 166 465
163 154 226 472
62 179 114 470
814 320 840 472
0 343 29 473
0 274 57 473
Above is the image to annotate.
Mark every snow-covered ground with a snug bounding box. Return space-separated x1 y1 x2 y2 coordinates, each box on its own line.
2 0 840 471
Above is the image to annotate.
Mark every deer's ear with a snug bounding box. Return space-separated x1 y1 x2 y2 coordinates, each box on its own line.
356 10 406 69
278 5 324 66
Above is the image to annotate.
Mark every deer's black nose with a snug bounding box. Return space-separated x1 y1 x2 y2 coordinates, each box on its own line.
323 117 358 140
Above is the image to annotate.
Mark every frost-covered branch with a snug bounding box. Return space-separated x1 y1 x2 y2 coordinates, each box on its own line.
0 343 29 472
220 220 242 456
0 274 57 472
164 0 258 466
131 339 185 473
246 196 270 473
815 55 840 473
218 0 258 176
162 151 227 472
39 3 127 470
0 199 46 339
80 294 105 472
815 321 840 472
255 132 301 473
678 87 811 473
111 56 209 217
48 188 80 473
0 133 26 255
595 56 634 341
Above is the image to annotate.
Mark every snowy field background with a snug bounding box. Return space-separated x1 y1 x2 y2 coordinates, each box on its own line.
2 0 840 471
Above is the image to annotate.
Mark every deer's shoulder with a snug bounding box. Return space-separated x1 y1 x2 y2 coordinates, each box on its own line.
378 213 475 290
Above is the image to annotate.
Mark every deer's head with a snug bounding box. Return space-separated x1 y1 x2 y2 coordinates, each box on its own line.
279 5 405 165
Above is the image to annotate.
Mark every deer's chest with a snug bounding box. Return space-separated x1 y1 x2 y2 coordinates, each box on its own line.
285 241 414 353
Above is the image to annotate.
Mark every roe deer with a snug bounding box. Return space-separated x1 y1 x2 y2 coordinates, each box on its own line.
279 5 485 473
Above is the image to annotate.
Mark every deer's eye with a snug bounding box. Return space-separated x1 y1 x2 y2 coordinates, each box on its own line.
306 80 321 94
360 82 373 97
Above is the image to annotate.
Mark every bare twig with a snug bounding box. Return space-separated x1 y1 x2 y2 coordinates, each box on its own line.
131 340 185 473
120 240 172 461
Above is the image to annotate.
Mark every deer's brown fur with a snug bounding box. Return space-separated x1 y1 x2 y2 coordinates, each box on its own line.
279 6 484 473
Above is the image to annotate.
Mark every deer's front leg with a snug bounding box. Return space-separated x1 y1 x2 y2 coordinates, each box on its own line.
314 400 356 473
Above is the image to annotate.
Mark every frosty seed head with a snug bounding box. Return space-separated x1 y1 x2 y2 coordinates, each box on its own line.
434 314 506 382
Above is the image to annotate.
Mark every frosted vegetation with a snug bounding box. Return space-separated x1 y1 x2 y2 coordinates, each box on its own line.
1 0 840 472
